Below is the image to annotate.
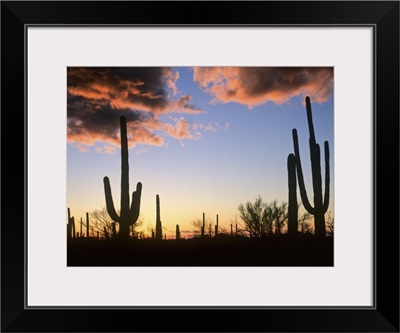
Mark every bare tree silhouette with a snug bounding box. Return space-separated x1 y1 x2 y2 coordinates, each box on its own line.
191 214 214 237
90 207 143 239
238 197 291 237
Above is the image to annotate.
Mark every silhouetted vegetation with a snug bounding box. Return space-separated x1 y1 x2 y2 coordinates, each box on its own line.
155 194 163 240
67 97 333 266
103 116 142 239
192 213 215 238
67 236 333 266
67 208 76 240
287 153 298 236
237 197 289 237
291 96 330 237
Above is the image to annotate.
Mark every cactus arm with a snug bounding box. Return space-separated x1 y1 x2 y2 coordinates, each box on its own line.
322 141 330 212
311 142 323 209
103 176 121 222
287 153 298 235
129 182 142 224
292 129 315 214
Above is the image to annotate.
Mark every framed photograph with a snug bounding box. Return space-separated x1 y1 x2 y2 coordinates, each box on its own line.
2 1 399 332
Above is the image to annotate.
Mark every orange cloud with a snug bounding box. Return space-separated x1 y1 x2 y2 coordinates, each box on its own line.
193 67 333 107
68 67 203 115
164 118 194 140
171 95 203 114
67 95 165 151
67 67 204 153
163 67 179 95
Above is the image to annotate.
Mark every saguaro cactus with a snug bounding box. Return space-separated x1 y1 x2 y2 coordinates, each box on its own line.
215 214 219 236
67 208 75 239
201 213 205 237
155 195 163 240
104 227 110 240
176 224 180 240
86 212 90 238
71 217 76 238
111 222 117 238
292 96 330 237
287 154 298 236
103 116 142 239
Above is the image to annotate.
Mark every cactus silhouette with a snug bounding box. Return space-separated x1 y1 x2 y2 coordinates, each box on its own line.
201 213 205 237
111 222 117 238
86 212 90 238
287 154 298 236
155 195 162 240
215 214 219 236
67 208 76 239
292 96 330 237
176 224 180 240
103 116 142 239
104 227 110 240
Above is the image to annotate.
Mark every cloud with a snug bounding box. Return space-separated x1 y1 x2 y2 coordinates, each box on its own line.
193 67 333 107
172 95 203 114
68 67 203 114
67 94 165 149
164 118 194 140
67 67 203 152
95 146 117 154
163 117 229 144
68 67 169 111
192 122 230 133
163 68 179 95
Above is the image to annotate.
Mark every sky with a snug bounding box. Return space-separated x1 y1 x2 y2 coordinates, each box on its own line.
67 67 334 238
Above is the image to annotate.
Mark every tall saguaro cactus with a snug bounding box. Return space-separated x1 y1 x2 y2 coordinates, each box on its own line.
287 154 298 235
176 224 181 240
292 96 330 237
103 116 142 239
215 214 219 236
155 194 163 240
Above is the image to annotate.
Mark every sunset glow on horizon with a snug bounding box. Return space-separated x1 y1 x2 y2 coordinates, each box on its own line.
67 67 334 239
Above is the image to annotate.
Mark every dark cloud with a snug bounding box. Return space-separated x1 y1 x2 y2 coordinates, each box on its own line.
193 67 333 107
67 67 203 152
67 93 164 148
67 67 171 111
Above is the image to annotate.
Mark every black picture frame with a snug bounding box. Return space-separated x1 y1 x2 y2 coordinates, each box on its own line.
1 1 399 332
